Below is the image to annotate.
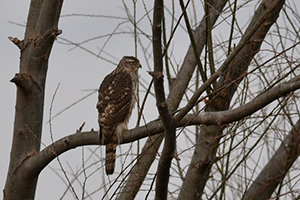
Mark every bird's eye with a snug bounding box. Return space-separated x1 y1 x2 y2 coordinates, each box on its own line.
129 61 135 66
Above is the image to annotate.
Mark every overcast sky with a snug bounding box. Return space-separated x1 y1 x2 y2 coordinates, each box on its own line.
1 1 300 199
0 1 160 199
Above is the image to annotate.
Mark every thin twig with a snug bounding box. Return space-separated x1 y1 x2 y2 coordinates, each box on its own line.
49 83 79 200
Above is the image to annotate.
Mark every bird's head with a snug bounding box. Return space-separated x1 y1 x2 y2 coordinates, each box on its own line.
119 56 142 73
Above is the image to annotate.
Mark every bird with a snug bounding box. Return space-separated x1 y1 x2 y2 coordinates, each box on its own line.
97 56 141 175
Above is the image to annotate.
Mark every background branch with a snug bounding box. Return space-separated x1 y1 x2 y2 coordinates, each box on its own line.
243 119 300 199
117 1 228 198
24 77 300 178
151 0 177 199
4 1 300 199
178 0 286 199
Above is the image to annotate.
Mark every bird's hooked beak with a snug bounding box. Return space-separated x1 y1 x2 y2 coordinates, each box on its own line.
137 63 142 69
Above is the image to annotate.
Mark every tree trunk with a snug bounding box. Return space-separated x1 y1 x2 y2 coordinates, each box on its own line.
3 1 63 199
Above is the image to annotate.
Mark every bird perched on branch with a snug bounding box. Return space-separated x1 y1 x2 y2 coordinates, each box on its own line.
97 56 141 175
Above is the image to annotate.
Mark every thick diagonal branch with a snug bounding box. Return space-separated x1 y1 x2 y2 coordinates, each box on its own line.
177 0 286 199
243 120 300 200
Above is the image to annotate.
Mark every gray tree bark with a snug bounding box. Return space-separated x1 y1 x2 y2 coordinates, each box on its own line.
3 1 63 199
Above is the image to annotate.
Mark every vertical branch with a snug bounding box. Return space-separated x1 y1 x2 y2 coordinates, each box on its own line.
162 5 172 88
133 0 138 57
151 0 177 199
227 0 238 56
179 0 209 93
132 0 141 166
167 0 227 111
118 1 227 199
205 0 216 90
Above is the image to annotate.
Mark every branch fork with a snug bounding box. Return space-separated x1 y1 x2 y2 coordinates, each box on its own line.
148 71 164 80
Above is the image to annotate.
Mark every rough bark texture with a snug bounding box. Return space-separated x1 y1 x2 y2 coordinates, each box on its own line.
151 1 177 199
3 1 63 199
177 0 285 199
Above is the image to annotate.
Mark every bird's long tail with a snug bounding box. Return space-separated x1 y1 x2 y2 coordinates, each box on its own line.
105 142 116 175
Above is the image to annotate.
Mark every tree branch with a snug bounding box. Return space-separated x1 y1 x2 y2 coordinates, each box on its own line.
175 0 286 121
179 0 208 89
167 0 227 112
243 119 300 200
189 77 300 126
23 77 300 178
116 134 164 200
151 0 177 199
10 72 42 94
24 130 98 177
117 1 228 199
177 0 286 199
8 36 24 49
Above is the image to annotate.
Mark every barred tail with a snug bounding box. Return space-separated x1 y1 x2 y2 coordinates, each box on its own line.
105 143 116 175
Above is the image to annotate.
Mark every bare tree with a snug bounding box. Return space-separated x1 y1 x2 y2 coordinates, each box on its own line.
4 0 300 199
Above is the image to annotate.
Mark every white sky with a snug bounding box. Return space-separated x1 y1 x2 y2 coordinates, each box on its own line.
0 1 159 199
1 0 300 199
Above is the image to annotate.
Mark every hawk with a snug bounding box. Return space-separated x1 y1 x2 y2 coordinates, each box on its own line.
97 56 141 175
